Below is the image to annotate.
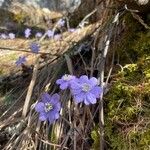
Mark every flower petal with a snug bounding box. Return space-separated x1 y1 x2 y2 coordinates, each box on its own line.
35 102 44 112
41 93 51 103
91 86 103 98
89 77 98 86
84 98 90 105
79 75 89 83
86 93 96 104
71 88 82 95
74 92 85 104
50 93 60 104
39 113 47 121
70 81 81 90
54 113 60 119
60 82 69 90
55 103 61 111
47 113 55 124
56 79 64 84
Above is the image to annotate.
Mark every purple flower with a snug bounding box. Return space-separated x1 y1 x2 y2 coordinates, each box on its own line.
30 42 40 53
68 28 76 32
54 34 62 40
35 93 61 123
35 32 42 38
71 75 103 105
57 19 65 27
46 30 54 38
56 74 76 90
24 28 31 38
0 33 7 39
15 56 27 66
8 33 15 39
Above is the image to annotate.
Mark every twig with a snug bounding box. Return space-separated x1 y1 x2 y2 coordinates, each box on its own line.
131 12 150 30
98 33 111 150
22 56 40 117
65 54 74 74
0 46 53 55
78 52 88 75
124 4 139 13
73 108 77 150
65 54 77 149
78 8 97 28
98 45 106 150
90 46 96 77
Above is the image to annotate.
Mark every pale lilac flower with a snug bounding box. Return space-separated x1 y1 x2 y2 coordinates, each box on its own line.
57 19 65 27
24 28 31 38
35 93 61 123
1 33 7 39
15 56 27 66
54 34 62 40
30 42 40 53
68 28 76 32
46 30 54 38
71 75 103 105
8 33 15 39
56 74 76 90
35 32 42 38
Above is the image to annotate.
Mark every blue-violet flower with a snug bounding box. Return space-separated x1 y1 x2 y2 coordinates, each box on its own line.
71 75 103 105
15 56 27 66
35 93 61 123
35 32 42 38
8 33 15 39
1 33 7 39
46 30 54 38
57 19 65 27
24 28 31 38
56 74 76 90
30 42 40 53
68 28 76 32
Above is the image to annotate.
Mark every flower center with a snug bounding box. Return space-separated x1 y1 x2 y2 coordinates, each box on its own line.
63 74 72 81
82 83 91 92
44 102 53 112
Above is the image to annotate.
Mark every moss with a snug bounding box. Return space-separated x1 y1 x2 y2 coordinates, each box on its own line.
91 13 150 149
116 13 150 64
103 56 150 149
13 12 27 24
0 68 4 75
91 126 100 149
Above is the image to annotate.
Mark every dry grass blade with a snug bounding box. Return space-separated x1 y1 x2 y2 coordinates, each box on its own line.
22 56 40 117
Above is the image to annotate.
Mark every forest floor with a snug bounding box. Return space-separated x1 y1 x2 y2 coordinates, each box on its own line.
0 39 31 75
0 39 34 123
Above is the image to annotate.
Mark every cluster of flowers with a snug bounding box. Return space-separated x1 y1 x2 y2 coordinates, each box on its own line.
15 18 92 124
24 18 75 39
15 42 40 66
0 33 15 39
15 18 76 66
0 29 63 40
1 19 75 40
25 27 75 40
35 75 103 123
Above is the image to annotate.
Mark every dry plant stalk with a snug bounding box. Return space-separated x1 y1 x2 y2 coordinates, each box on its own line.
22 56 40 117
